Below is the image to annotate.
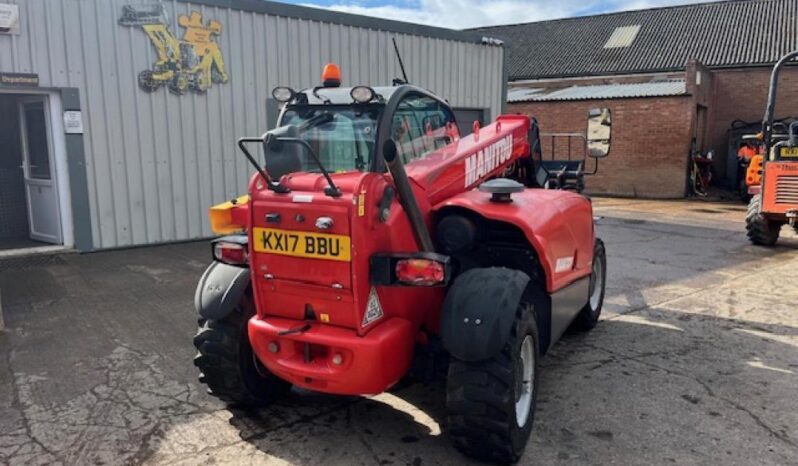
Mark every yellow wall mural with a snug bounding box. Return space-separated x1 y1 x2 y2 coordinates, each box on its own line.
119 4 229 95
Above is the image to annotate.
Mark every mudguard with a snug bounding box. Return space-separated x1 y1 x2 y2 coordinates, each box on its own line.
194 262 251 320
440 267 530 362
434 188 594 293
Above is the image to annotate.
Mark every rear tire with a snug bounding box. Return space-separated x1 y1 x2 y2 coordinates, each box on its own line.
193 294 290 406
446 292 539 463
571 239 606 331
746 194 781 246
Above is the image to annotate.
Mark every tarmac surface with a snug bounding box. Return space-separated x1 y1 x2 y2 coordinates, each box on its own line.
1 198 797 465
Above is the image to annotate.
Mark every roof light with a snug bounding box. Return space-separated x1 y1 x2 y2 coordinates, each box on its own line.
272 86 295 103
350 86 375 103
322 63 341 88
603 25 641 49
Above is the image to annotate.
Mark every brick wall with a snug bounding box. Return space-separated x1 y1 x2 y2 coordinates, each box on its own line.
706 67 798 181
509 96 693 198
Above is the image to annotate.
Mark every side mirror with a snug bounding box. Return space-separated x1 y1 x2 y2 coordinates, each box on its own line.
587 108 611 158
262 125 305 178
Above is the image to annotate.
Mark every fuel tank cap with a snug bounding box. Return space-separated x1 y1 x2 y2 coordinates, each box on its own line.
478 178 524 203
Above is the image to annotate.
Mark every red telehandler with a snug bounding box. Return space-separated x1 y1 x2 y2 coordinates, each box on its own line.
194 63 611 463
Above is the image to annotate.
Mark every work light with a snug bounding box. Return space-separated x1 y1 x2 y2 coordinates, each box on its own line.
272 86 295 103
350 86 375 103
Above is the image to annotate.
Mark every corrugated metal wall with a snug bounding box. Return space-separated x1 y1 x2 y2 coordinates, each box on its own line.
0 0 505 249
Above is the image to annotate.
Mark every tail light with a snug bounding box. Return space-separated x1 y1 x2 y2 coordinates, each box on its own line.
395 259 445 286
370 253 451 287
212 235 249 267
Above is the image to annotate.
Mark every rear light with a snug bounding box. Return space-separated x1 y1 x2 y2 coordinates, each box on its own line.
395 259 445 286
371 253 451 287
212 235 249 266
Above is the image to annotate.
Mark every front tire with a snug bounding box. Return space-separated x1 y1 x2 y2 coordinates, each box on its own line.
571 239 606 331
193 294 290 406
446 298 539 463
746 194 782 246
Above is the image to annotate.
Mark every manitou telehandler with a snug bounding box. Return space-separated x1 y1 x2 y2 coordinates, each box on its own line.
746 50 798 246
193 63 610 463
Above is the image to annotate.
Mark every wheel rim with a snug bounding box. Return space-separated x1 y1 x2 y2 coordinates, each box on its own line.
515 335 535 428
589 254 604 310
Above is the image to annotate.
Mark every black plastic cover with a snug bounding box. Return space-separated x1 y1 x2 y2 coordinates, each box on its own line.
440 267 530 362
194 261 251 320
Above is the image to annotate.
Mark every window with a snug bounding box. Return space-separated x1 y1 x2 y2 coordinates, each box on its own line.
280 106 380 173
391 95 459 165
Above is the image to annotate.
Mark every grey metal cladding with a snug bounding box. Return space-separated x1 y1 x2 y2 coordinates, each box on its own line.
476 0 798 80
0 0 505 249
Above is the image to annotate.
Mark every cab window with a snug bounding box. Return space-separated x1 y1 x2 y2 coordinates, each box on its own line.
280 106 380 173
391 95 459 165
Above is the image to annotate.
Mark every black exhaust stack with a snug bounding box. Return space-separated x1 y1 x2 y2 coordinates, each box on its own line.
382 140 435 252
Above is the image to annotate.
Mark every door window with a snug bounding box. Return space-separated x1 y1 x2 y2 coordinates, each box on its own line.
23 101 51 180
391 95 459 165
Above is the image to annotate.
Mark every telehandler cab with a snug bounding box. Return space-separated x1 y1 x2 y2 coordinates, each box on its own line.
194 63 610 463
746 50 798 245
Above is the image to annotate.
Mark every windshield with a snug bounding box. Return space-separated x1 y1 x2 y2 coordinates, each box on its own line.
279 105 382 172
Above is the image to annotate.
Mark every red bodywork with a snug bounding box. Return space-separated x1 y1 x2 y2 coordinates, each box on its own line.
231 115 596 395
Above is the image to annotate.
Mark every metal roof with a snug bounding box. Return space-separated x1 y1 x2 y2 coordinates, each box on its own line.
475 0 798 80
189 0 496 44
507 87 545 102
508 80 687 102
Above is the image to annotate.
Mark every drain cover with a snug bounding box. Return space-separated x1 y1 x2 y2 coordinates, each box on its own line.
0 254 66 270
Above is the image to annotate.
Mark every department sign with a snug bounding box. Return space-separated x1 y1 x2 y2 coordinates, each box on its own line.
0 72 39 87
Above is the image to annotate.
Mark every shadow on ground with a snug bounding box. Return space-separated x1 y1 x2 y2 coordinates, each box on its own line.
1 201 797 465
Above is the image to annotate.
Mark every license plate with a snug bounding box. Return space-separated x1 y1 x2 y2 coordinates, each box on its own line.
253 227 351 262
781 147 798 157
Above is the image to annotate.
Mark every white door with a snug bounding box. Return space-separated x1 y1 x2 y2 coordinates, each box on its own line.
18 96 62 244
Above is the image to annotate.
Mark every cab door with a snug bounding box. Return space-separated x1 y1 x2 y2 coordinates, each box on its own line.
18 96 62 244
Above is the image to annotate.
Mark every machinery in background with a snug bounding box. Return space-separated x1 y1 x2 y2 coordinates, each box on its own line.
745 51 798 245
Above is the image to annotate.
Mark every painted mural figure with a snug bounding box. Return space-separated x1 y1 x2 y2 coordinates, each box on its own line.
119 5 228 95
179 12 229 89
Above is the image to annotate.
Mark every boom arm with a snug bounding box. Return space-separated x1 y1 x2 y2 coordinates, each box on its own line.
403 115 532 206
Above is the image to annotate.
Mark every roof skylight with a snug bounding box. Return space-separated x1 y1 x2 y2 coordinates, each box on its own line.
604 25 641 48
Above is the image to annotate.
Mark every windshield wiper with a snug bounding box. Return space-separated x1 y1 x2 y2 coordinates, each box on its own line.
299 111 334 130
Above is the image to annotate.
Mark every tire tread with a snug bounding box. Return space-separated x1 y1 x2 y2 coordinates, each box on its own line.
193 302 289 407
446 271 539 464
746 194 781 246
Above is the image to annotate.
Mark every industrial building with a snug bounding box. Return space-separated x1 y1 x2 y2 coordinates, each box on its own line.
478 0 798 198
0 0 506 253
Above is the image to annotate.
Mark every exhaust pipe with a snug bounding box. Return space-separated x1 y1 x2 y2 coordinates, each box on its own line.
382 140 435 252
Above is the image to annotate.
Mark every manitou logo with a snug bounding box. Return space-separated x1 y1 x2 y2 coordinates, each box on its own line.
464 135 514 187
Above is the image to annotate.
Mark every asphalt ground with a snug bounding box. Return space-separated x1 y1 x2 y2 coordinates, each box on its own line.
1 198 797 465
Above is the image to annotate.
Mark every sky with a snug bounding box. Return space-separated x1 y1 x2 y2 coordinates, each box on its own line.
288 0 720 29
